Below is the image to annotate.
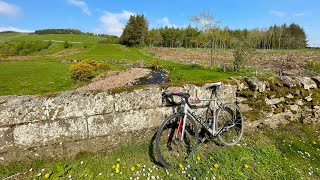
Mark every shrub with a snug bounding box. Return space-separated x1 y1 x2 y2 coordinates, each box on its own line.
64 41 71 49
69 60 111 81
69 60 96 81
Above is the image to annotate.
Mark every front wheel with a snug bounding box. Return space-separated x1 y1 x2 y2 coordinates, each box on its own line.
155 113 199 167
216 103 244 146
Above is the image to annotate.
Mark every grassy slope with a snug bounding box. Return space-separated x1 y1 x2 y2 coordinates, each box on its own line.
1 123 319 179
0 33 103 44
0 33 246 95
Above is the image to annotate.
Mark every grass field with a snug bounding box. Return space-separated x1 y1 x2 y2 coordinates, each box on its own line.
0 61 75 96
0 33 104 44
0 32 249 95
1 123 319 179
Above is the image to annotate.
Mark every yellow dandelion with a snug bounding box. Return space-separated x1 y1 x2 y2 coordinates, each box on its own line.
116 164 120 169
115 168 120 174
214 164 219 169
117 158 121 162
112 165 116 169
179 163 184 169
44 173 50 179
169 173 173 177
131 166 135 172
197 156 201 161
137 163 141 168
244 164 250 169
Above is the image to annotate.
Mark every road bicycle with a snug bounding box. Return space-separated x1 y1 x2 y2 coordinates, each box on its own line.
155 82 244 167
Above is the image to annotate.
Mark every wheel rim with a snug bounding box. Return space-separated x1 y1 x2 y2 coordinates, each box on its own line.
156 115 198 167
217 104 243 145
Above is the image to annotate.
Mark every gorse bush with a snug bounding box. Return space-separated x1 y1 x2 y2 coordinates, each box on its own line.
69 60 111 81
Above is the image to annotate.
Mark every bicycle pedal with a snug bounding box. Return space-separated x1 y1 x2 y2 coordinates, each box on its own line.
201 137 207 143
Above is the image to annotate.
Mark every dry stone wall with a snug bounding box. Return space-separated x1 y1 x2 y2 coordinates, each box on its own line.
1 76 320 164
0 83 236 164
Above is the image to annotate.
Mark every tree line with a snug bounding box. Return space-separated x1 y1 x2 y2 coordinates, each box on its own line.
35 29 84 35
120 14 307 49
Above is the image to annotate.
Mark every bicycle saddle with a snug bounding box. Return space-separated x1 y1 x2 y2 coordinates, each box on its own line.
206 82 223 90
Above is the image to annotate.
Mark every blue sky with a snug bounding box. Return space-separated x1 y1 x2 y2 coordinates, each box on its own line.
0 0 319 47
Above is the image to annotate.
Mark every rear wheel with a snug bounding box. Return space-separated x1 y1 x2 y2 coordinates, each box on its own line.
155 114 199 167
216 103 244 146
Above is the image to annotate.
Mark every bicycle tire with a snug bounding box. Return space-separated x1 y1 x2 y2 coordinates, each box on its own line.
216 103 244 146
155 113 199 168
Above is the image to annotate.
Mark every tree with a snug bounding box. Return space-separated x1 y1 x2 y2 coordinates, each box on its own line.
120 14 149 46
190 11 221 68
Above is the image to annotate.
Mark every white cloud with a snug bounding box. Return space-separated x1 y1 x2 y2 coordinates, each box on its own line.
269 10 287 17
0 1 20 16
67 0 91 15
157 17 178 28
95 10 134 36
0 26 33 33
294 13 305 17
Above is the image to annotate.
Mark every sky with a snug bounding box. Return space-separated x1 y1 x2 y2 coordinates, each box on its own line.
0 0 319 47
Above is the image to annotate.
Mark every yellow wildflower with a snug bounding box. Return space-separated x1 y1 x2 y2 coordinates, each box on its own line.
214 164 219 169
244 164 250 169
197 156 201 161
131 166 135 172
112 165 116 169
44 173 50 179
137 163 141 168
115 168 120 174
179 163 184 169
117 158 121 162
116 164 120 169
169 173 173 177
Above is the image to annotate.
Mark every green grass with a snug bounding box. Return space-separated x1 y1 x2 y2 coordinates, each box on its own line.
0 32 104 44
0 32 248 95
161 61 243 83
0 60 76 96
1 123 319 179
69 44 153 61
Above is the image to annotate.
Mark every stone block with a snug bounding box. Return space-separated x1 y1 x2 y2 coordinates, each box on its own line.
13 118 87 147
43 91 114 120
87 114 114 138
0 127 14 151
295 77 317 90
114 87 162 112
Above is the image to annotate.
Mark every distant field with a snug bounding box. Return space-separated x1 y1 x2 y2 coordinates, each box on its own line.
0 33 104 44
